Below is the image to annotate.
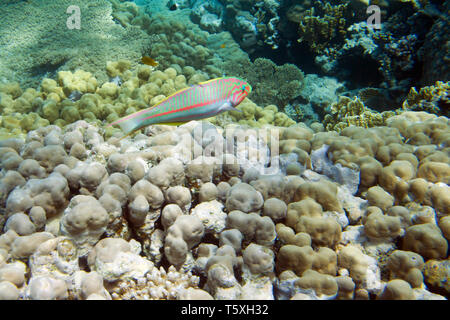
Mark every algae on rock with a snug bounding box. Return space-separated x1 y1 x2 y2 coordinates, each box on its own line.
0 0 153 88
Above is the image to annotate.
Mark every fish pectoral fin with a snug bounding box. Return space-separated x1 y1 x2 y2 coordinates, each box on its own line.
222 102 242 113
226 105 243 113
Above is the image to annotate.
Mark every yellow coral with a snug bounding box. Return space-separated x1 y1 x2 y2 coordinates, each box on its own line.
402 81 449 116
57 70 98 96
0 60 297 137
324 96 397 132
423 259 450 294
0 81 22 99
106 60 132 79
40 78 65 100
97 82 119 100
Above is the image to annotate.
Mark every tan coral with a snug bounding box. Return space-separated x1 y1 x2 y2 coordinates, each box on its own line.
377 279 415 300
337 245 374 286
417 161 450 184
378 160 416 202
366 186 394 211
294 269 338 298
276 224 312 247
386 250 425 288
293 180 343 212
276 244 337 276
363 207 403 241
402 223 448 259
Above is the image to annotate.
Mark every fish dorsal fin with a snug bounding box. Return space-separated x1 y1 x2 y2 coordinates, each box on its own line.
197 77 230 86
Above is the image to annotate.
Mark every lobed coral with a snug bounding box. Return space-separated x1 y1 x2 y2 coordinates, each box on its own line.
0 60 301 140
0 17 448 299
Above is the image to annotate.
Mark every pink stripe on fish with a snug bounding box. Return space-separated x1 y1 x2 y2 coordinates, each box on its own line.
141 99 220 121
109 77 252 137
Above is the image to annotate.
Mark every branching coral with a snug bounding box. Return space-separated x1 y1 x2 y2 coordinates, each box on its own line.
402 81 449 117
297 2 350 54
323 96 397 132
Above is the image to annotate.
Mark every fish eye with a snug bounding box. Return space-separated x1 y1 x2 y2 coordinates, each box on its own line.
241 85 246 92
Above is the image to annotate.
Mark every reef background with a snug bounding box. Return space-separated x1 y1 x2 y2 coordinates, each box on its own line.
0 0 448 300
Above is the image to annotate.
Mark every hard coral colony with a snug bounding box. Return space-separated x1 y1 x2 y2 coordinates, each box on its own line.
0 0 448 302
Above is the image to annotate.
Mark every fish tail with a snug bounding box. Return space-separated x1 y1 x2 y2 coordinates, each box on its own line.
108 109 148 135
116 116 142 135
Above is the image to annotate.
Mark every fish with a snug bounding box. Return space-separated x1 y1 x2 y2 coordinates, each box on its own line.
109 77 251 137
220 43 226 49
141 56 158 67
167 0 178 11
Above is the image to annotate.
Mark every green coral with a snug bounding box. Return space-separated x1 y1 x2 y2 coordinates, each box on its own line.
0 112 50 140
225 57 304 111
110 0 151 28
297 1 350 55
122 8 225 80
0 0 153 88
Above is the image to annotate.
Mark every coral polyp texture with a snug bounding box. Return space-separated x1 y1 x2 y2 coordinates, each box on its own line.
0 0 449 301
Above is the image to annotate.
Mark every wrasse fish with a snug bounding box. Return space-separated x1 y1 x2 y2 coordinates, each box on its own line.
109 77 251 137
141 56 159 67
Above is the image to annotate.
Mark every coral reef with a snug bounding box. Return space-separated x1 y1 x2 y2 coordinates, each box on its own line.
177 0 449 111
0 0 448 302
1 61 297 139
0 104 448 300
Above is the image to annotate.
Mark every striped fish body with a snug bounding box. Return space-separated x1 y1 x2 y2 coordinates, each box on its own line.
109 77 251 136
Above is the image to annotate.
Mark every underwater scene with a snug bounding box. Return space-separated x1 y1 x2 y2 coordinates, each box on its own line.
0 0 448 301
